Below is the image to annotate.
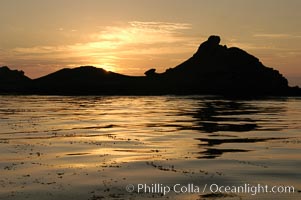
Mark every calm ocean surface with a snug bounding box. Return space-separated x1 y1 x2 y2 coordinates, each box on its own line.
0 95 300 200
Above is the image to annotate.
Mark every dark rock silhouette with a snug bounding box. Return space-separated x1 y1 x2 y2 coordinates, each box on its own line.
0 35 300 96
32 66 135 94
144 68 158 77
194 35 221 57
0 66 31 93
0 66 30 82
160 35 291 95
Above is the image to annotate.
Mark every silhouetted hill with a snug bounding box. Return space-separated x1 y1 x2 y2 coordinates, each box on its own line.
36 66 127 82
157 35 290 95
1 36 300 96
32 66 138 94
0 66 31 93
0 66 30 82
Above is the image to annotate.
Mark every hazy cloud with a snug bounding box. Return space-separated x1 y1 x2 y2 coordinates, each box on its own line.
91 21 194 44
129 21 192 32
253 33 301 39
3 21 199 76
227 42 275 50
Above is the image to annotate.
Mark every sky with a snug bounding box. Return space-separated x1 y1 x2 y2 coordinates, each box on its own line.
0 0 300 86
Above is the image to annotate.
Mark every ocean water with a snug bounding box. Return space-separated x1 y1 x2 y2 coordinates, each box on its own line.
0 95 300 200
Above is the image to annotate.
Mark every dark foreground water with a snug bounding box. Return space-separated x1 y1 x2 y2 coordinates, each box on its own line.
0 95 300 200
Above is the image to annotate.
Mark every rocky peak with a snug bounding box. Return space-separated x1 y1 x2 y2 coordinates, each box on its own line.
0 66 30 82
194 35 222 57
206 35 221 46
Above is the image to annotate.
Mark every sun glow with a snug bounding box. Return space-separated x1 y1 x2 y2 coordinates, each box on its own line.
97 64 117 72
62 21 195 75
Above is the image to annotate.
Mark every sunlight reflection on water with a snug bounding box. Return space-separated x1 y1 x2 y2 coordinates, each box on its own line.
0 95 300 200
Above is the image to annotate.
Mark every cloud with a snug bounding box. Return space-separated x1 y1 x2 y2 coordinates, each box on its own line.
13 46 68 55
227 42 274 50
253 33 301 39
11 21 195 55
227 41 301 59
91 21 193 45
129 21 192 32
4 21 199 76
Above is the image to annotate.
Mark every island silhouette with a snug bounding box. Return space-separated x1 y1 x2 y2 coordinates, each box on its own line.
1 35 300 96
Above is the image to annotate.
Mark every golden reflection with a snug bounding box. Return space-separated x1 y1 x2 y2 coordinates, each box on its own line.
1 96 301 199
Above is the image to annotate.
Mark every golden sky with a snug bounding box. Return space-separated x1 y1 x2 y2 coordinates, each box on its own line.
0 0 300 86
